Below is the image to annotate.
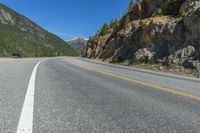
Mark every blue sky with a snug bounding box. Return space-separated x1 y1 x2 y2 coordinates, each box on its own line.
0 0 135 41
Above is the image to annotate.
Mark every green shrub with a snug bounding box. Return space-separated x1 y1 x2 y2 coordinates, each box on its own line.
155 8 163 16
166 0 184 15
196 8 200 17
99 23 110 36
99 19 120 36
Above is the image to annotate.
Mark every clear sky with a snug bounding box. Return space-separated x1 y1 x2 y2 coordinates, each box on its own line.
0 0 136 41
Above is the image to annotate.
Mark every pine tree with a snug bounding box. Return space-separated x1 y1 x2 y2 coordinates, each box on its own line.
110 19 120 30
124 15 131 28
100 23 109 36
128 0 134 11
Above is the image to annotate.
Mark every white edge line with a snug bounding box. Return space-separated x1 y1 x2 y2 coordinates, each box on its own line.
17 59 47 133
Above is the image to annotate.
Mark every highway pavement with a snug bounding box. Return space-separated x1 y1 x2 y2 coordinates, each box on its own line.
0 57 200 133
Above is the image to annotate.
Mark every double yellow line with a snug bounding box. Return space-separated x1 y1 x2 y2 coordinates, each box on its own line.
66 60 200 101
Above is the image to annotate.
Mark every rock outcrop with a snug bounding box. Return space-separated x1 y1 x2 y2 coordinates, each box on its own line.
0 9 15 25
82 0 200 70
167 46 195 64
134 48 155 63
143 0 185 16
180 0 200 16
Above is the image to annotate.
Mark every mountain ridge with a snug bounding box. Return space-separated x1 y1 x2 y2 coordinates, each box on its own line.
67 38 88 53
0 3 78 57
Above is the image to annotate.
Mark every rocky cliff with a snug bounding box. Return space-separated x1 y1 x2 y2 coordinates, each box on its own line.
82 0 200 70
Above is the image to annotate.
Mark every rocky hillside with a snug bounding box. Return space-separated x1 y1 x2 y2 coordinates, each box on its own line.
82 0 200 70
0 3 77 57
67 38 88 53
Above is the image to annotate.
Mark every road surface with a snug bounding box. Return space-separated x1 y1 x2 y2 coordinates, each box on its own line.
0 57 200 133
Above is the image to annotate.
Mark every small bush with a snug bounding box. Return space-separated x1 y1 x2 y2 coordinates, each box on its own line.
166 0 184 15
99 19 120 36
196 8 200 17
155 8 163 16
119 60 130 66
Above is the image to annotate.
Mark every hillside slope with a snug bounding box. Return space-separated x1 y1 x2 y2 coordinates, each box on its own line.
82 0 200 70
67 38 88 53
0 3 77 57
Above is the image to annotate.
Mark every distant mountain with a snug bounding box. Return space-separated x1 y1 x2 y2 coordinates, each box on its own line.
67 38 88 53
0 3 77 57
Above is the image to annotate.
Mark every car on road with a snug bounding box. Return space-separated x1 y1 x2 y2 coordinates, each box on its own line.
12 53 22 58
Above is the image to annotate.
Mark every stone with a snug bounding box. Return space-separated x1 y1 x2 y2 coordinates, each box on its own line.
134 48 155 63
180 0 200 16
183 60 200 70
0 9 15 25
168 46 196 64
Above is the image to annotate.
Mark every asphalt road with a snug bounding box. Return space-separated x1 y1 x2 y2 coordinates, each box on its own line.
0 57 200 133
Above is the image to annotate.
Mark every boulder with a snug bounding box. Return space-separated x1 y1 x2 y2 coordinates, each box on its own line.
167 46 196 64
134 48 155 63
183 60 200 70
180 0 200 16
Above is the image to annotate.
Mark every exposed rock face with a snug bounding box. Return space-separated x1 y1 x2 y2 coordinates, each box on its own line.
180 0 200 16
82 0 200 69
83 35 110 59
0 9 15 25
167 46 196 64
183 60 200 70
96 16 185 63
144 0 185 16
184 16 200 47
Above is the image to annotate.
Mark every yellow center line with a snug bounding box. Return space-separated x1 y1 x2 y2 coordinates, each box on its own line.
66 60 200 101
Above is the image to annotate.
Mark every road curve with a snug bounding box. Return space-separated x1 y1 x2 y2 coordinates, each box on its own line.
0 57 200 133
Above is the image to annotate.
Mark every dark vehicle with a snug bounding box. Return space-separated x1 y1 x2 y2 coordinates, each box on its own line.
12 53 22 58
